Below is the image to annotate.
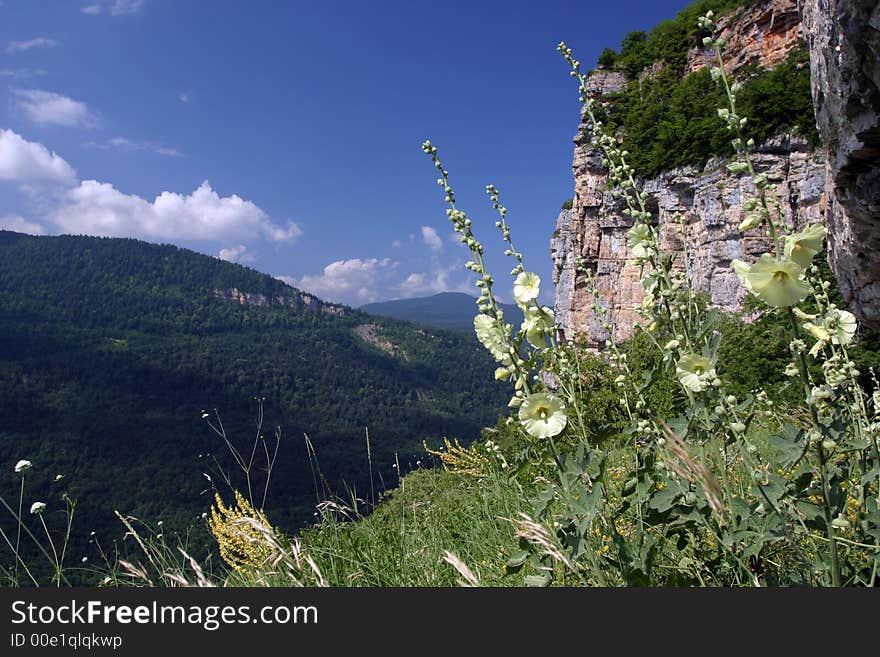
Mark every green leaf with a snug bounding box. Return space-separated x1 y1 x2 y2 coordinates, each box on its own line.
649 483 682 513
752 474 786 506
766 425 806 466
506 550 529 569
524 574 551 587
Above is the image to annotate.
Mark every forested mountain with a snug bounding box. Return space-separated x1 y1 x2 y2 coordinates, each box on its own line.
0 231 509 570
361 292 524 332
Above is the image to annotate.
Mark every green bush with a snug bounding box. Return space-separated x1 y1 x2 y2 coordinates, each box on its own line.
603 49 818 177
601 0 754 78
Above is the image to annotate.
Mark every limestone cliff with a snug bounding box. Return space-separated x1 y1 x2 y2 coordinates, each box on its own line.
552 0 833 343
798 0 880 327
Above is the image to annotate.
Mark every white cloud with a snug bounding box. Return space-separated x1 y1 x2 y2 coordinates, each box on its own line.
0 68 46 79
218 244 255 263
0 129 77 184
421 225 443 252
295 258 396 305
6 38 57 54
397 263 474 297
13 89 93 127
0 215 46 235
81 0 143 15
391 239 401 248
84 137 183 158
110 0 143 14
51 180 302 244
178 93 190 104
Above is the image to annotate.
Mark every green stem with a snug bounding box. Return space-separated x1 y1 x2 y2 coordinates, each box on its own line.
787 310 841 586
14 476 23 583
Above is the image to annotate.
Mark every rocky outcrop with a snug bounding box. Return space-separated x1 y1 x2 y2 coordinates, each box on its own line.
213 287 348 316
552 0 831 344
552 133 827 343
686 0 804 74
798 0 880 326
353 323 408 360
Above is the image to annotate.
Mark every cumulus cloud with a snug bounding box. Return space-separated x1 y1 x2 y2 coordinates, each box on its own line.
51 180 302 244
421 225 443 252
84 136 183 158
0 215 46 235
294 258 397 304
0 129 77 184
6 38 57 54
13 89 93 127
218 244 255 263
397 263 474 297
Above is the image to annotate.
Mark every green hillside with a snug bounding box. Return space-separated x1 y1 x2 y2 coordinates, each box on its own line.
0 231 509 574
361 292 524 333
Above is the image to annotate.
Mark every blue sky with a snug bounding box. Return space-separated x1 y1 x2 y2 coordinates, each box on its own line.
0 0 690 307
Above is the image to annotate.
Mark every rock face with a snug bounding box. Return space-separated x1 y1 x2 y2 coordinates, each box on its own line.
552 135 827 343
686 0 804 74
213 287 348 316
552 0 832 344
798 0 880 327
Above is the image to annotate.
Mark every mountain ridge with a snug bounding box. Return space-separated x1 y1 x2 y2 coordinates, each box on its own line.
0 230 509 568
361 291 524 333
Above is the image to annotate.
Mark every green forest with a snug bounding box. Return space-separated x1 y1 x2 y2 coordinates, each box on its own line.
0 231 509 576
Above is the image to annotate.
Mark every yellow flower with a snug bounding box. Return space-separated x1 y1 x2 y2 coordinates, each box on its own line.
803 321 831 342
474 314 511 362
740 254 811 307
731 259 753 292
518 392 567 438
627 223 651 259
784 224 825 268
513 271 540 305
520 306 555 347
826 309 857 345
676 353 716 392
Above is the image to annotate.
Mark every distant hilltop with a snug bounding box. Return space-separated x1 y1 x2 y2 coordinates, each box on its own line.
361 292 524 333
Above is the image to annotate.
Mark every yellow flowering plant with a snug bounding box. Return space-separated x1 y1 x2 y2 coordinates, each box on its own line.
422 9 879 586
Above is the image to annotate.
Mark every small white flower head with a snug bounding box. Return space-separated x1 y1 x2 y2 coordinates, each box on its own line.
494 367 511 381
676 353 716 393
14 460 32 474
81 557 88 563
54 474 63 482
30 501 46 515
513 271 540 306
518 392 567 439
738 214 761 231
201 411 210 419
